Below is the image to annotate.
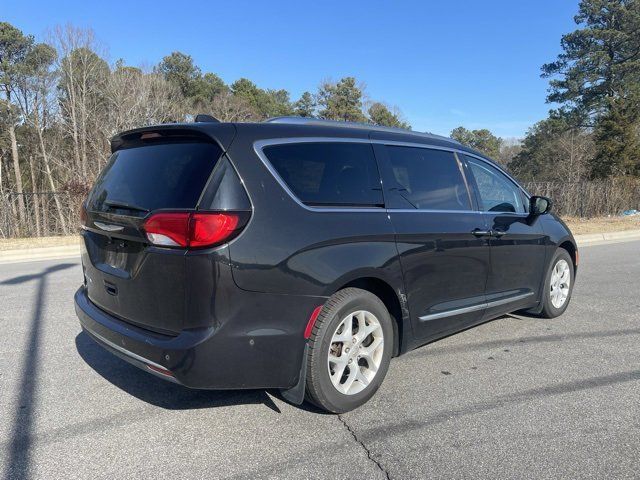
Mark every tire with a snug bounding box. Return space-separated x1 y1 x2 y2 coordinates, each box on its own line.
305 288 393 413
539 248 575 318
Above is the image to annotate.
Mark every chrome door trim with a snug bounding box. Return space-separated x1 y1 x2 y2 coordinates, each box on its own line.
418 302 486 322
419 291 534 322
389 209 481 214
253 136 531 213
485 291 535 308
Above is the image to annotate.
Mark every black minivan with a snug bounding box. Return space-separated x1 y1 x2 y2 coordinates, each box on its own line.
75 116 577 412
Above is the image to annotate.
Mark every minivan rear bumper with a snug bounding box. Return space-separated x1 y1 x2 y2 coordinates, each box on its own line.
75 286 211 386
74 286 315 390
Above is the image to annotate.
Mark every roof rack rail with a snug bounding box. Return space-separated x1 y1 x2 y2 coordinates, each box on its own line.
264 116 456 143
195 114 220 123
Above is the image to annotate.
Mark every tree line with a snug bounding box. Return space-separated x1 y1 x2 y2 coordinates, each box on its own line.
1 0 639 238
0 22 409 235
455 0 640 185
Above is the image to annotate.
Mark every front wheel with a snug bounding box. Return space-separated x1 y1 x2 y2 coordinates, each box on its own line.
539 249 575 318
305 288 393 413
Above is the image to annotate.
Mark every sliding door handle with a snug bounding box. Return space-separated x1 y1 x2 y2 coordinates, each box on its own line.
492 229 507 237
471 228 492 237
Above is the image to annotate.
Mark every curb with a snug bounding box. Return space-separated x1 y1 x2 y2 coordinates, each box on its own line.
1 229 639 264
575 229 640 247
0 245 81 264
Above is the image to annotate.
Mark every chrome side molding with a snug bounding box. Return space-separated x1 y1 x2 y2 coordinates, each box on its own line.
419 291 534 322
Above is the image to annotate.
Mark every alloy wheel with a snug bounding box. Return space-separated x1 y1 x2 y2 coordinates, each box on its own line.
550 259 571 308
327 310 384 395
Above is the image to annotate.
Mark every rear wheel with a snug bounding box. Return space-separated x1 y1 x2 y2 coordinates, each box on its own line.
305 288 393 413
539 249 574 318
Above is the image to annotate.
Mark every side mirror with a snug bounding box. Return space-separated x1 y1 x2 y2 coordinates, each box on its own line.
529 196 552 215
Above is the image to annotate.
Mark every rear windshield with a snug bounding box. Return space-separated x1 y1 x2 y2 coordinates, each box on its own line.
88 142 222 214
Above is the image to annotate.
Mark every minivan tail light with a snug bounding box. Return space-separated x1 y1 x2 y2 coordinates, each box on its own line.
80 203 88 229
143 212 244 249
144 213 190 247
190 213 239 247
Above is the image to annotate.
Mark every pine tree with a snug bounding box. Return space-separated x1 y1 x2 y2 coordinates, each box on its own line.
451 126 502 159
294 91 315 117
368 102 410 129
542 0 640 177
317 77 366 122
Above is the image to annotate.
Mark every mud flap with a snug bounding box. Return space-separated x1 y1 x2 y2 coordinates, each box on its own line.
525 301 544 314
280 343 308 405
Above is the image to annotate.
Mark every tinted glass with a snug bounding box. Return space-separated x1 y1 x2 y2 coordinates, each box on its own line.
466 156 524 213
263 142 383 206
88 143 222 214
199 157 251 210
386 146 470 210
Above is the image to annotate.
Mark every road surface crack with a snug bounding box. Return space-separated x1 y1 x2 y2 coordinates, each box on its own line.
337 414 391 480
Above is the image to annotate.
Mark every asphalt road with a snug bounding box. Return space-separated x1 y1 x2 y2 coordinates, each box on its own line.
1 241 639 480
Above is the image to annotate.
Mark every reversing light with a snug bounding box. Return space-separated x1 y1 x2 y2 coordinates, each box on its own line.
143 212 190 247
142 211 244 249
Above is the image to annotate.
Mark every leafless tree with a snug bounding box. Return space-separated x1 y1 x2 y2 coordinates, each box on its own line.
50 25 109 181
497 138 522 166
3 102 26 224
554 129 593 182
208 91 257 122
107 68 184 130
12 41 68 232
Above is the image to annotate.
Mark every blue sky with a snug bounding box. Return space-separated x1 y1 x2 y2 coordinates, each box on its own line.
4 0 579 138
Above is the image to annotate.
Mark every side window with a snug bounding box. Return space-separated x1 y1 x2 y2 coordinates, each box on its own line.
385 146 471 210
262 142 383 207
465 156 524 213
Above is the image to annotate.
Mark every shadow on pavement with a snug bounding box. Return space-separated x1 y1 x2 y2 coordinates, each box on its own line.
360 368 640 443
414 324 640 358
0 262 75 286
75 331 284 413
2 262 76 480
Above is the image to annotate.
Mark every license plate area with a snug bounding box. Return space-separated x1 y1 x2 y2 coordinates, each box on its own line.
81 231 187 335
86 231 145 279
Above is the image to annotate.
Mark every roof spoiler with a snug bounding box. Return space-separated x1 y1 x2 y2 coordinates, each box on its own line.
110 123 236 153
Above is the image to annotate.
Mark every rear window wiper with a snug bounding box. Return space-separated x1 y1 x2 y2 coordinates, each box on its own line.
104 200 149 213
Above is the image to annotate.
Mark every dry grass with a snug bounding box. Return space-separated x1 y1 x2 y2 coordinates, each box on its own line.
562 215 640 235
0 235 81 251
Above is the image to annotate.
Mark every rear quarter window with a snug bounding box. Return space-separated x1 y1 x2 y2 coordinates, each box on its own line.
262 142 383 207
88 142 222 214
